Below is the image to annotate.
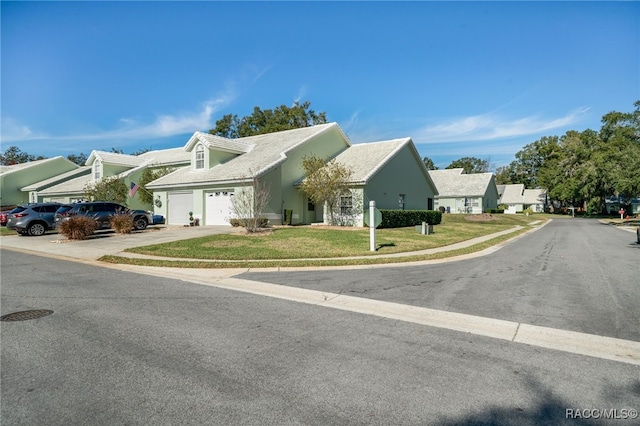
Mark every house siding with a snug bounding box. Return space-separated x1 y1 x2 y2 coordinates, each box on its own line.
364 145 435 213
1 158 78 206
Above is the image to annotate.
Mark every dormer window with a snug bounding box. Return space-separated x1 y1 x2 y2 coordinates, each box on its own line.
94 160 102 180
195 145 205 170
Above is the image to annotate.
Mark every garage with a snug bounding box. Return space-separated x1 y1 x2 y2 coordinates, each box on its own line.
167 192 193 225
205 191 234 225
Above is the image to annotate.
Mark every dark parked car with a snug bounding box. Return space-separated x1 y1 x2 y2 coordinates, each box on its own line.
6 202 62 236
54 202 153 231
637 226 639 244
0 210 10 226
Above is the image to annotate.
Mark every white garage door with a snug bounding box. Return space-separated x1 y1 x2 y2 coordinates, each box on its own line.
205 191 234 225
168 192 193 225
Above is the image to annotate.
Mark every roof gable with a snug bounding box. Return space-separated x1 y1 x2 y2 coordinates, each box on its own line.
148 123 347 188
333 138 412 184
500 184 525 204
428 169 495 197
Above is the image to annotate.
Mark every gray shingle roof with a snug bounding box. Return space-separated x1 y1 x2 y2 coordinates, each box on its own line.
500 184 525 204
428 169 494 197
137 147 191 166
21 166 91 191
37 173 93 196
147 123 345 188
524 188 546 204
332 138 413 184
86 151 147 167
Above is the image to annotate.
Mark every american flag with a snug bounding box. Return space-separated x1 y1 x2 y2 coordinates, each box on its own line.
129 182 140 198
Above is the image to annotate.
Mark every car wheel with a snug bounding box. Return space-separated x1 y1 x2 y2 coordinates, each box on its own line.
133 216 148 231
27 223 46 236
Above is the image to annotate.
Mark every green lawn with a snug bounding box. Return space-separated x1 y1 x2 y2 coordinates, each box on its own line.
124 213 540 261
0 227 17 237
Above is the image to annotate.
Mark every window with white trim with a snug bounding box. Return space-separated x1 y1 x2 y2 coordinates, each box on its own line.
195 145 205 169
340 194 353 215
94 161 101 180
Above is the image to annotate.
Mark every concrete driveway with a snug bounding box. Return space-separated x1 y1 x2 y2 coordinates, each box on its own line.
0 225 238 261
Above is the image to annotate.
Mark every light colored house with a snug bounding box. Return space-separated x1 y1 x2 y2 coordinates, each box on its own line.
0 157 79 207
147 123 438 226
328 138 438 225
35 148 190 210
498 184 547 213
523 188 547 213
428 169 499 214
499 184 525 214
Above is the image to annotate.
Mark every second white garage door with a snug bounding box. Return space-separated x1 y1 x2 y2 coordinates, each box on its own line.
205 191 234 225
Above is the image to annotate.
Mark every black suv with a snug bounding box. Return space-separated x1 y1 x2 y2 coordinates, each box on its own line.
6 202 62 236
54 202 153 231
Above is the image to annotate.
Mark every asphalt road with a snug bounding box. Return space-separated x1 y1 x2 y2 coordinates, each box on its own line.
242 219 640 342
2 219 639 425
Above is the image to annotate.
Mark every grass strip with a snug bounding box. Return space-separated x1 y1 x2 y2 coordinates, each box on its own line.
99 227 530 269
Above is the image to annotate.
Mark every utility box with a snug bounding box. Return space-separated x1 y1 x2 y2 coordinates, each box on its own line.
415 222 434 235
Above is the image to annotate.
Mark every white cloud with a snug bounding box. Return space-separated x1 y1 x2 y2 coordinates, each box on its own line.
413 107 591 144
293 85 307 104
0 117 48 142
1 93 235 146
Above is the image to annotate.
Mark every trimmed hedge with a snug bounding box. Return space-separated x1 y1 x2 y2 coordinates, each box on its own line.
378 209 442 228
484 208 505 214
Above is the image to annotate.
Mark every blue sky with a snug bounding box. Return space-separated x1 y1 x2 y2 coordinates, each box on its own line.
2 1 638 170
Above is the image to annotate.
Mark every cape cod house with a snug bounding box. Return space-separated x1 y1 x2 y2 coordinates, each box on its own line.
147 123 438 226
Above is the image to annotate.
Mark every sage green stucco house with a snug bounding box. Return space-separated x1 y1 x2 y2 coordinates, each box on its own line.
34 148 190 210
147 123 438 226
0 157 79 207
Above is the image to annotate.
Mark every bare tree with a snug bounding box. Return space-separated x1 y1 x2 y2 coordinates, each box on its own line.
230 175 272 232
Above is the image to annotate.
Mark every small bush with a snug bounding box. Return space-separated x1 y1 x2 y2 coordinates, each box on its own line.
230 217 269 231
58 216 97 240
484 208 505 214
110 214 134 234
378 210 442 228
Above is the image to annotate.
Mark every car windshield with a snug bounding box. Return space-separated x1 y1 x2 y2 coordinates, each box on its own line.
10 206 26 214
55 205 73 214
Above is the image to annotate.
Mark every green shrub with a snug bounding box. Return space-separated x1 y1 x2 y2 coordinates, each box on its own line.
484 208 505 214
378 210 442 228
110 214 134 234
58 216 97 240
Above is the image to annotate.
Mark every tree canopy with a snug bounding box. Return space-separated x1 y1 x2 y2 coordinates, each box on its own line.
0 146 46 165
209 101 327 138
422 156 438 170
446 157 489 174
498 100 640 213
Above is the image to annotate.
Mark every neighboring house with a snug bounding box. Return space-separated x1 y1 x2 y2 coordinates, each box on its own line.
147 123 438 226
498 184 547 213
523 188 547 213
329 138 438 225
0 157 79 207
428 169 499 214
35 148 190 210
22 166 92 204
499 184 526 214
